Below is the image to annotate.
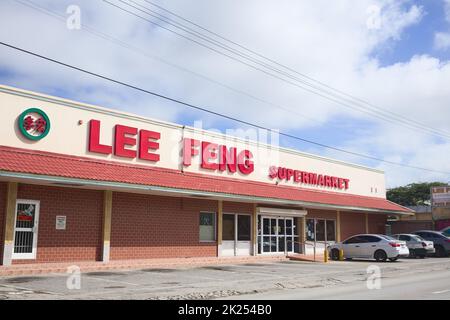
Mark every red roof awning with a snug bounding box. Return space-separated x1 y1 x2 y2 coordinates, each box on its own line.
0 146 412 214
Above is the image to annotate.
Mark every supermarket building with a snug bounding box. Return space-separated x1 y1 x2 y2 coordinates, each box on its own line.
0 85 412 266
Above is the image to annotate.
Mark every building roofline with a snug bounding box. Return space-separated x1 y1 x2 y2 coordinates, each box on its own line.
0 84 385 174
0 170 411 215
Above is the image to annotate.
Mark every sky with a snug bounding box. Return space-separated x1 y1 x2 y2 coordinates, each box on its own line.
0 0 450 188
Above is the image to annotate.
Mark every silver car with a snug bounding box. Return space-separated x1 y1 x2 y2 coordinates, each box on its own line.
328 234 409 262
392 234 434 258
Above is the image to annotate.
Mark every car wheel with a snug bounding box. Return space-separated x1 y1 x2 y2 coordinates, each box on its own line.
389 257 398 262
331 249 340 261
435 245 448 258
419 255 426 259
374 250 387 262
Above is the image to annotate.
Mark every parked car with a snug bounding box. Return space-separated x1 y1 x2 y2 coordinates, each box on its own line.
441 226 450 237
391 234 434 258
413 230 450 257
328 234 409 262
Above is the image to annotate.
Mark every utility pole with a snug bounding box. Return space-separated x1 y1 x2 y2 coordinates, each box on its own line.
431 186 435 230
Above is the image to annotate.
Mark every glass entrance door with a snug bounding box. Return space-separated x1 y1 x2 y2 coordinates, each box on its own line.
260 217 294 254
12 200 40 259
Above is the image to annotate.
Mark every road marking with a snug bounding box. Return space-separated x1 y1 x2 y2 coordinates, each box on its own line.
432 289 450 294
0 283 57 295
86 276 139 286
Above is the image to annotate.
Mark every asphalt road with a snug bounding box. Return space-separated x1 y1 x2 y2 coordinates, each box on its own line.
1 257 449 300
228 266 450 300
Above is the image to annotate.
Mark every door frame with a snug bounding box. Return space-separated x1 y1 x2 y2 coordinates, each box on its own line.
12 199 40 260
221 212 252 256
259 216 295 255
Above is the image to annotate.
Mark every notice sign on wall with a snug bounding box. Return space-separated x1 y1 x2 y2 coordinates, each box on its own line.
56 216 67 230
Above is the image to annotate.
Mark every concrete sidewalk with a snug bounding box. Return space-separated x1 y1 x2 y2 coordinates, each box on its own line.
0 255 290 276
1 257 448 300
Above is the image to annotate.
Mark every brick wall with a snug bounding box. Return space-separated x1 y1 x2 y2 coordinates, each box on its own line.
223 201 254 214
0 180 395 264
110 193 218 260
13 184 104 264
368 214 387 234
340 211 366 240
307 209 337 220
0 182 6 264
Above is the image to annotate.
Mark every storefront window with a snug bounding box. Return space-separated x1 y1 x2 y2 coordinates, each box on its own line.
326 220 336 241
316 220 325 241
199 212 216 242
237 215 251 241
222 214 235 241
306 219 315 241
306 218 336 242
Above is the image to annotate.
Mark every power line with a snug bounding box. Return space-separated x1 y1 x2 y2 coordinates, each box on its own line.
12 0 322 125
105 0 450 141
1 41 449 175
142 0 450 139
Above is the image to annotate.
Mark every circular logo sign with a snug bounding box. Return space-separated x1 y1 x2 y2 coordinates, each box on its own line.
18 108 51 141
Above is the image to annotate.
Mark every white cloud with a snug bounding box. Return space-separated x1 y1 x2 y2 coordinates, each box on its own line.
373 2 423 41
0 0 448 187
434 0 450 50
445 0 450 22
435 31 450 50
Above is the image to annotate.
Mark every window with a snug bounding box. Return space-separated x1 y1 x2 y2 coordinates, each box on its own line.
343 236 361 244
414 232 425 238
306 218 336 242
326 220 336 241
316 220 325 241
399 235 411 241
237 215 251 241
222 214 235 241
199 212 216 242
423 232 436 239
361 235 382 243
306 219 315 241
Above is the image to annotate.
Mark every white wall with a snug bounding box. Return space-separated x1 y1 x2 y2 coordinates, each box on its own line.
0 85 386 198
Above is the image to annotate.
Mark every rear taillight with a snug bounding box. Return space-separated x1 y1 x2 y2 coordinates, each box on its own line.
446 239 450 243
389 242 401 247
422 242 427 247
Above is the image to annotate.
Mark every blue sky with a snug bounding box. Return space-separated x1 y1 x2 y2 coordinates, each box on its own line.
373 0 450 65
0 0 450 187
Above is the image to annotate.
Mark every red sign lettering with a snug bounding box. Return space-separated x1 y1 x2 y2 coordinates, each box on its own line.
183 138 200 166
269 166 350 190
201 142 219 170
183 138 254 175
88 120 160 162
115 125 137 158
89 120 112 155
139 130 160 162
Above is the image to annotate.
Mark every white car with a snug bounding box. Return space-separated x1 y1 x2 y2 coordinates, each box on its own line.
328 234 409 262
391 234 434 258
